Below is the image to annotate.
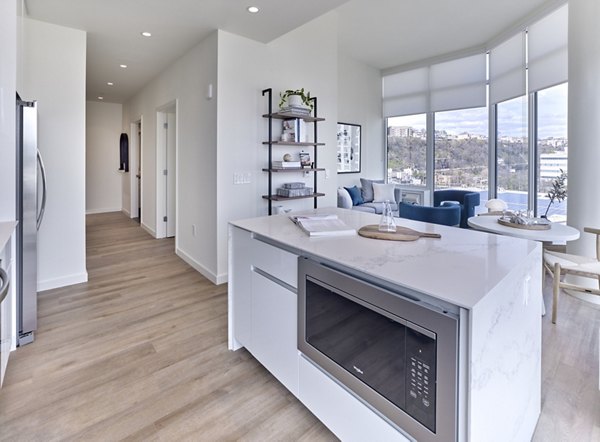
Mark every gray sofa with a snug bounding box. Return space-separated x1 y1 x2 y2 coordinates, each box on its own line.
337 179 401 215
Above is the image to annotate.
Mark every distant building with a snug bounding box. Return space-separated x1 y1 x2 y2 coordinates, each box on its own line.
540 151 568 179
388 126 413 137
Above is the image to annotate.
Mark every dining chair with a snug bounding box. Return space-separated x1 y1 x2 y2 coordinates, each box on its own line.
543 227 600 324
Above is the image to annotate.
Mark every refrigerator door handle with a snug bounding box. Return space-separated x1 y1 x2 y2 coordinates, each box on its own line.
36 149 47 230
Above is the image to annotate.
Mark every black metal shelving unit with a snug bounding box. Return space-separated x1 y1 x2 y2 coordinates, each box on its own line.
262 88 325 215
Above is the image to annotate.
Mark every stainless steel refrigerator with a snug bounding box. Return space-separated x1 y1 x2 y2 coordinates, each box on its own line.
16 94 47 346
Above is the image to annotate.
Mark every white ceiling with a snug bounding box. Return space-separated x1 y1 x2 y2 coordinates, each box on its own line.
25 0 559 104
336 0 555 71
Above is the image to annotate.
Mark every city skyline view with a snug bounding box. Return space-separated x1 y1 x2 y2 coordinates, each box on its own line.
386 82 568 220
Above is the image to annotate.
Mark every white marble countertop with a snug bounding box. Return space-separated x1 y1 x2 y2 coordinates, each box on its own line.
230 207 540 310
0 221 17 251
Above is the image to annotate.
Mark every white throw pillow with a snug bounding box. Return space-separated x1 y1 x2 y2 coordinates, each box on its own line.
372 183 396 203
337 187 353 209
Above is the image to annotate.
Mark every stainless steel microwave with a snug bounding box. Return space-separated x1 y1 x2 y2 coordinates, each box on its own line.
298 257 459 442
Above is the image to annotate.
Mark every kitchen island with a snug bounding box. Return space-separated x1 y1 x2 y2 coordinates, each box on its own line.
228 208 541 441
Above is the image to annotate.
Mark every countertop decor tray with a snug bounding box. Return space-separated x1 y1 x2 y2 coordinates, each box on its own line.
358 225 441 241
497 217 551 230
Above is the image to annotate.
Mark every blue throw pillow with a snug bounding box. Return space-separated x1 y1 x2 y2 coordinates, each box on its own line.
344 186 364 206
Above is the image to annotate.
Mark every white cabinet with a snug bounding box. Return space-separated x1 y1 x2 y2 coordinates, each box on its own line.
298 356 409 442
251 271 298 395
228 225 299 395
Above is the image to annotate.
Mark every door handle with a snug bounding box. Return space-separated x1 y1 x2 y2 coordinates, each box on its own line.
37 150 48 230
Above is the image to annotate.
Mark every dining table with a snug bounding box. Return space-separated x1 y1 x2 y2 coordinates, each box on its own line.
467 214 580 316
467 214 580 244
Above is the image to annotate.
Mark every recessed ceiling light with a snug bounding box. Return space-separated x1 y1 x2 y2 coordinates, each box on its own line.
107 82 114 86
120 64 128 69
141 31 152 37
98 96 104 100
247 6 259 13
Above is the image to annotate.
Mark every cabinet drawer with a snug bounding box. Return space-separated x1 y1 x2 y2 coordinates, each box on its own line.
251 271 299 395
250 236 298 288
298 356 407 442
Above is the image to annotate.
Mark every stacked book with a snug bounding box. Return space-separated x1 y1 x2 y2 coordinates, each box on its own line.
272 161 301 168
278 105 311 116
276 182 313 197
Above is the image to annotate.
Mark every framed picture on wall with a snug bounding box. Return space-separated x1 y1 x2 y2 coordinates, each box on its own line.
337 122 361 173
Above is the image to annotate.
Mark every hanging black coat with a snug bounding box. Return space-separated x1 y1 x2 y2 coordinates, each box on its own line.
119 133 129 172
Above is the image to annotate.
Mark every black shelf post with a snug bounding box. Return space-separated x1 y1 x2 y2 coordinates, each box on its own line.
262 88 273 215
311 96 318 209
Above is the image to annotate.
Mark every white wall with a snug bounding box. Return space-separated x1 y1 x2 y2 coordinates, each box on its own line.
122 32 219 275
19 18 87 290
215 13 340 280
0 0 17 221
86 101 123 214
122 12 382 284
337 52 384 188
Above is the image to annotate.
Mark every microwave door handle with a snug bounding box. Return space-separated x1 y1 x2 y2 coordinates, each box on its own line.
37 149 48 230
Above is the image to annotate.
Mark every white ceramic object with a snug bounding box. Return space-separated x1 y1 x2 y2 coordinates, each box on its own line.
485 198 508 212
288 94 303 107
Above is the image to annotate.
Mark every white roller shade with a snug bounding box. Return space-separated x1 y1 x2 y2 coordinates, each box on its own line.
528 4 568 92
383 67 429 117
429 53 487 112
490 33 526 104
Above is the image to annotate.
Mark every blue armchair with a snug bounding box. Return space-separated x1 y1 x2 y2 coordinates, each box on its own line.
399 202 461 227
433 189 481 228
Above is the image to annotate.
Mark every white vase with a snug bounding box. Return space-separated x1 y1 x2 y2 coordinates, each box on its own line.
288 94 303 108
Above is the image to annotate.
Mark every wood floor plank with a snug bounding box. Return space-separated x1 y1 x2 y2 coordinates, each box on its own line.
0 211 598 441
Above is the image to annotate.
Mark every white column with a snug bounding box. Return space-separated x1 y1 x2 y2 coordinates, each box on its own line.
567 0 600 259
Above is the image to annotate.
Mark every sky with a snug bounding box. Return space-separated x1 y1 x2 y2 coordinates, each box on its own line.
388 82 568 139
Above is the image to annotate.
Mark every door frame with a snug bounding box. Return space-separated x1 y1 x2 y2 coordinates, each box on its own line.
129 118 142 222
155 100 178 240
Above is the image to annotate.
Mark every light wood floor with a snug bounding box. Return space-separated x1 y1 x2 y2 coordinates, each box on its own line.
0 212 598 441
0 212 334 441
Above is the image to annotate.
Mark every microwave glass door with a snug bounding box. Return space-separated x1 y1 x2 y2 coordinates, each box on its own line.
304 278 437 431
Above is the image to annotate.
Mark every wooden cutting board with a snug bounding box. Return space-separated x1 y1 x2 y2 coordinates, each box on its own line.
358 224 442 241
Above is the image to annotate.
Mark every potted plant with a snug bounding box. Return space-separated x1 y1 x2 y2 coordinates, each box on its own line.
279 88 313 112
543 169 567 218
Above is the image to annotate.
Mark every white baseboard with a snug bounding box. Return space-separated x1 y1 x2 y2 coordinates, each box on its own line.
38 271 88 292
86 207 122 215
141 222 156 238
122 207 131 217
176 248 226 285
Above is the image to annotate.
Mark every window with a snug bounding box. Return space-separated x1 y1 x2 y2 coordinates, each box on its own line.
387 114 427 186
496 95 528 212
537 82 568 221
434 107 488 208
381 5 567 218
